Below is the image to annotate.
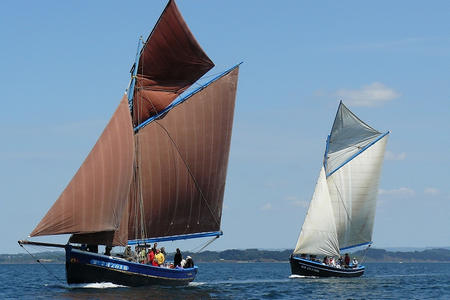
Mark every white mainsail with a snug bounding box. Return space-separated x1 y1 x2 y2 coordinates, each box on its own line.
327 135 388 250
294 102 388 256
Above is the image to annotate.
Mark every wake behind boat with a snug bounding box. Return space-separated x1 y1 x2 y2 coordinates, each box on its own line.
290 102 389 278
19 0 240 287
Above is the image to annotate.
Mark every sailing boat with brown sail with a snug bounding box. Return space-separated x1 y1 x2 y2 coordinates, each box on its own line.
19 0 240 286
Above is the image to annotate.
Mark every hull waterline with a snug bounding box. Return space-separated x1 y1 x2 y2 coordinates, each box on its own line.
66 246 197 286
290 256 364 278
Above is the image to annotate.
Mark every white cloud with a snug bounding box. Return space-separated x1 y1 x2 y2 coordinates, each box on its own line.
385 151 406 161
379 187 415 197
335 82 400 107
260 203 272 211
424 188 439 196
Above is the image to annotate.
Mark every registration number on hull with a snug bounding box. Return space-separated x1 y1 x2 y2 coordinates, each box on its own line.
300 264 319 273
90 259 129 271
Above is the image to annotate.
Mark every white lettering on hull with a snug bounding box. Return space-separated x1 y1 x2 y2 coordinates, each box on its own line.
90 259 129 271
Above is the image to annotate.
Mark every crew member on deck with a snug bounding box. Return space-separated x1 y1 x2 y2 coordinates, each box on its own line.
184 256 194 268
352 257 358 268
123 246 134 261
152 242 158 254
155 249 165 266
174 248 182 267
139 247 147 264
344 253 350 267
147 247 155 265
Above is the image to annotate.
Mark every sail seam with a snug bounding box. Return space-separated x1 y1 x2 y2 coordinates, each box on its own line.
134 63 242 132
340 102 380 134
154 120 221 228
326 131 389 177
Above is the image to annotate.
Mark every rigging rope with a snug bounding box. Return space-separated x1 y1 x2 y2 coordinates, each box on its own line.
19 243 63 283
360 243 371 263
329 176 352 222
134 104 221 234
155 120 221 228
188 235 220 253
131 54 221 237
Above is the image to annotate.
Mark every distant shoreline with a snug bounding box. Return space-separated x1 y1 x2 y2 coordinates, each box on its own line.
2 248 450 264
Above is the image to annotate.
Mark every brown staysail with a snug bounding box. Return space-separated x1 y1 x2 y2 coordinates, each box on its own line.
123 67 239 241
30 96 135 244
132 0 214 127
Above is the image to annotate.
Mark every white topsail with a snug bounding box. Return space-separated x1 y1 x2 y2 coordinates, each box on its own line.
294 102 389 256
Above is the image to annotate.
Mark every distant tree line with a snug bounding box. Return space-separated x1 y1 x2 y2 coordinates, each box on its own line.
352 248 450 263
2 248 449 264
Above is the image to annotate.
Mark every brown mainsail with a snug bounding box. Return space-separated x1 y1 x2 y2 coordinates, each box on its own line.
124 67 239 242
132 0 214 127
30 96 135 244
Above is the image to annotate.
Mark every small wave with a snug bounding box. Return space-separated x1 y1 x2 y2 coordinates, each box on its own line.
374 273 440 278
68 282 127 289
188 282 206 287
289 275 319 279
289 275 307 279
202 278 290 286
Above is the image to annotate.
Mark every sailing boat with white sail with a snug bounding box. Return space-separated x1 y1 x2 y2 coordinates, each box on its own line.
19 0 240 286
290 101 389 277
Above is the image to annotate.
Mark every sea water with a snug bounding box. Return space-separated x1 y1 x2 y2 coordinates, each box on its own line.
0 262 449 299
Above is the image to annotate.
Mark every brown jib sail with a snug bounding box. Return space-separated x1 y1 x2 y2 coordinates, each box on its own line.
30 96 135 244
29 0 239 249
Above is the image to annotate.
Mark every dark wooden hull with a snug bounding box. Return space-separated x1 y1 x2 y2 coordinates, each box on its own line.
65 246 197 286
290 256 364 278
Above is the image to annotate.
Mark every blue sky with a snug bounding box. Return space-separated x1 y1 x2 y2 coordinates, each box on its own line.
1 1 449 254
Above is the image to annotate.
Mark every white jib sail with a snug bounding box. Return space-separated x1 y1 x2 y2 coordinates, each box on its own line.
327 135 388 250
294 167 340 257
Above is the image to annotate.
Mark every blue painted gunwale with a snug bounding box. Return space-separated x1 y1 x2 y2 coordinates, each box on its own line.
128 230 223 245
67 246 197 282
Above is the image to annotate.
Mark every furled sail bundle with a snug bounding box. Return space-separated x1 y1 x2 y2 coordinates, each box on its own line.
294 102 389 256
